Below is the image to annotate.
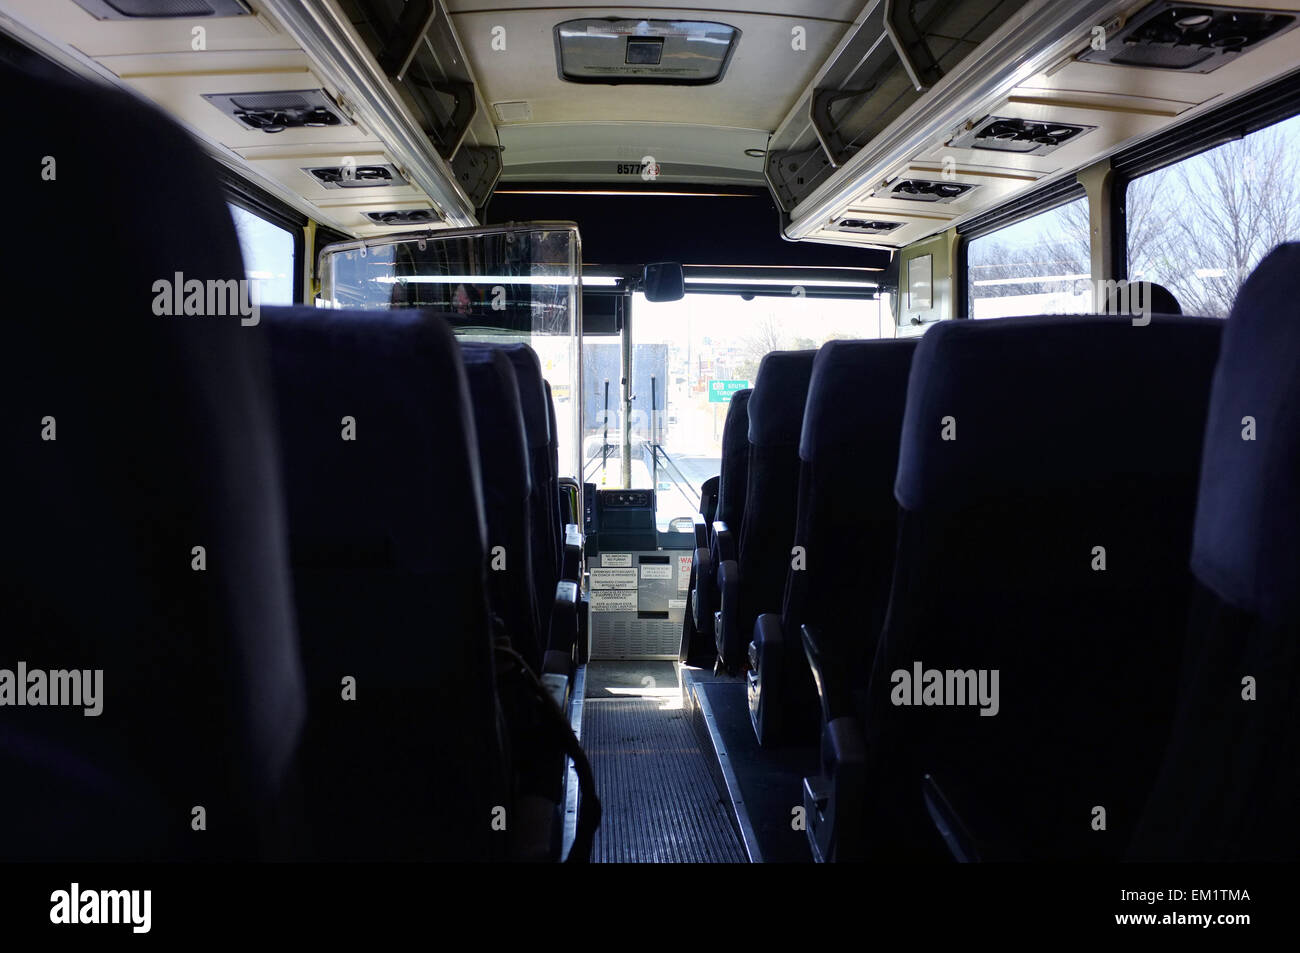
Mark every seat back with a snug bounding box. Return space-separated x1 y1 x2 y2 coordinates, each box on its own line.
263 306 506 860
714 389 752 532
1131 244 1300 860
461 344 543 669
0 60 304 860
863 315 1222 860
693 389 749 652
791 339 918 720
544 380 566 560
733 352 816 658
498 344 561 610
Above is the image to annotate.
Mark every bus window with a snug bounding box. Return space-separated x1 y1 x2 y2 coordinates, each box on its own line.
1125 112 1300 317
587 290 887 530
966 196 1090 318
228 203 295 306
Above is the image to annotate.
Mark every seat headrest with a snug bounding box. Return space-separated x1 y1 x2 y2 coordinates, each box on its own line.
1192 243 1300 622
1147 283 1183 316
800 339 918 464
721 389 752 455
460 344 532 498
748 350 816 447
264 307 487 570
494 343 551 450
895 315 1223 513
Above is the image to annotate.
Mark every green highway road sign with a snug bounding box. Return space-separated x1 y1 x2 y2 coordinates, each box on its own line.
708 379 750 403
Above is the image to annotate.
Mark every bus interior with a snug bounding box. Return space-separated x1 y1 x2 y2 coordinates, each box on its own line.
1 0 1297 885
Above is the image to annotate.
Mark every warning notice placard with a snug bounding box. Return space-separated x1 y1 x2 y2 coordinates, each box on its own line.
591 567 637 590
590 589 638 612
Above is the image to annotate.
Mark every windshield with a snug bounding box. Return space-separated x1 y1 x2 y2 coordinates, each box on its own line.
587 289 892 530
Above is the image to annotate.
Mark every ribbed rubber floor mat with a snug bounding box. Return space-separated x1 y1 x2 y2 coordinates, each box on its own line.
585 698 747 863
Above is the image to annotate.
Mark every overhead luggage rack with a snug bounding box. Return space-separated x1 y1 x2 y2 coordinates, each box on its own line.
765 0 1130 243
260 0 497 226
337 0 502 213
766 0 1035 214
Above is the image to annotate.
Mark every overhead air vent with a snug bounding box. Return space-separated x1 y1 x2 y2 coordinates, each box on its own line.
950 116 1096 155
889 179 976 203
554 18 740 85
202 89 349 133
831 218 904 235
306 164 406 189
364 209 439 226
71 0 249 17
1077 2 1298 73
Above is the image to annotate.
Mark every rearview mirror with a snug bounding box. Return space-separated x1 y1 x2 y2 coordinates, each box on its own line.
643 262 684 302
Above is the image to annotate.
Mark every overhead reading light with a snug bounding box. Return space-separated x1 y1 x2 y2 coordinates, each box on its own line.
71 0 249 18
364 209 439 226
202 89 349 133
306 164 406 189
831 219 904 235
492 101 533 123
1077 2 1298 73
889 179 976 203
554 18 740 85
950 116 1096 155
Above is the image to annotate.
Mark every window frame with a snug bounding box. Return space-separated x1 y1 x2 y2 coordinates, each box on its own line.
219 168 308 304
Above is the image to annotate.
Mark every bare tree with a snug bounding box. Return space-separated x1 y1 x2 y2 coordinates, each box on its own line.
734 309 788 380
967 210 1091 313
1127 123 1300 316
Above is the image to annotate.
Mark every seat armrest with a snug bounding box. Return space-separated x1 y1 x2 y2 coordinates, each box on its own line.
558 478 579 527
561 524 582 582
690 546 714 639
714 557 740 670
750 614 784 679
698 475 719 535
923 773 982 863
801 625 831 725
693 514 708 549
711 520 736 563
547 580 579 658
803 717 868 862
748 613 785 743
802 624 860 724
753 613 784 656
540 670 569 711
